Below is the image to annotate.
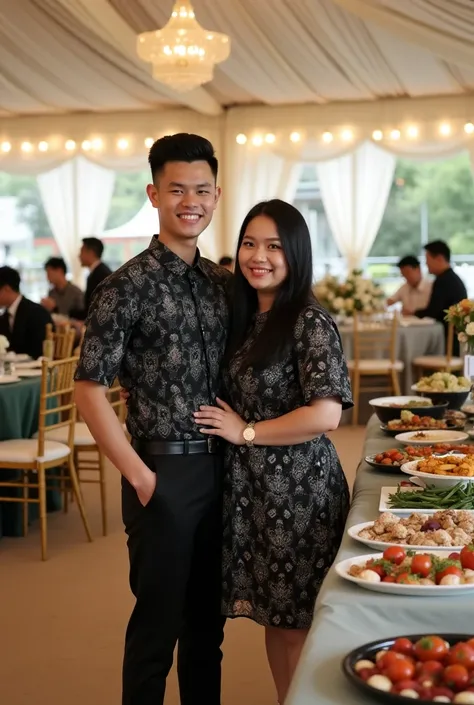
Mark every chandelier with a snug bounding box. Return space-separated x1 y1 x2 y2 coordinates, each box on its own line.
137 1 231 92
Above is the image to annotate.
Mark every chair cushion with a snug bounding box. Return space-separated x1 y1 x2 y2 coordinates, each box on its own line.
38 422 95 447
346 359 404 372
0 439 70 464
413 355 463 369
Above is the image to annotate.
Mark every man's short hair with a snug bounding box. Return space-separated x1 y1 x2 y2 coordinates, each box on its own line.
424 240 451 262
44 257 67 274
219 256 233 267
82 237 104 259
397 255 420 269
148 133 218 182
0 266 21 292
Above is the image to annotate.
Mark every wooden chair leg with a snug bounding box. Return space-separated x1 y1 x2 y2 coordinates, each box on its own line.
391 370 401 396
67 456 93 543
38 465 48 561
22 471 29 537
98 452 107 537
352 371 360 425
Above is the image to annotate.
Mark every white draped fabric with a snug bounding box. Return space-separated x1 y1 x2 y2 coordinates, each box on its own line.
316 142 396 270
37 157 115 284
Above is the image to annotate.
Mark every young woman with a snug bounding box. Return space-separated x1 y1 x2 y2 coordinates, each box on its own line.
194 199 353 703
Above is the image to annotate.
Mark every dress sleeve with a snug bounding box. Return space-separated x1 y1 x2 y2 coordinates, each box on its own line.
294 306 353 410
74 273 140 387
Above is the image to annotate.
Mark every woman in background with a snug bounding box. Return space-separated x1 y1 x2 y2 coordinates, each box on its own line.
195 199 353 703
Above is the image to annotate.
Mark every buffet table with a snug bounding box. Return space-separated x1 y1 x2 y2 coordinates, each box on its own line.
287 415 474 705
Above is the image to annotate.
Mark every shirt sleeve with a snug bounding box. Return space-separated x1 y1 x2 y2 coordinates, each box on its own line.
294 306 353 410
390 285 403 303
74 273 140 387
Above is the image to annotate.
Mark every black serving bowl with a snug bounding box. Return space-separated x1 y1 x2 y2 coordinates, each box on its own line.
411 386 471 411
370 396 449 424
342 633 473 704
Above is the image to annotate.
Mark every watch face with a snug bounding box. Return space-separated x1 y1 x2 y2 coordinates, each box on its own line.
243 426 256 442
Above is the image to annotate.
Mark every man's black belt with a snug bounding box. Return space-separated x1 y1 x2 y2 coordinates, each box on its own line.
131 437 219 456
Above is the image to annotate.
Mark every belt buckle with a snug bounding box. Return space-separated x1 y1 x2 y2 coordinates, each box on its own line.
207 437 217 453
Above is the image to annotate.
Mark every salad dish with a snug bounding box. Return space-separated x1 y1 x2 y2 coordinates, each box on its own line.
400 459 474 488
412 373 472 410
369 396 448 424
343 632 474 704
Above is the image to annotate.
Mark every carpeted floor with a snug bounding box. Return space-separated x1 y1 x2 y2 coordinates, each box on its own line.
0 425 365 705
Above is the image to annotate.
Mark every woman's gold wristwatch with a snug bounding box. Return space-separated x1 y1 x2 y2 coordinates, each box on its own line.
243 420 256 446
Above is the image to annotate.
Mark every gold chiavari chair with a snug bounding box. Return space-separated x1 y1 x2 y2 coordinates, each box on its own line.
412 321 463 377
0 356 92 560
346 312 404 425
45 323 76 359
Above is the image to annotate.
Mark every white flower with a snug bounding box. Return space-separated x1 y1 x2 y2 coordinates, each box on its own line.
333 297 344 310
466 322 474 336
458 332 468 343
344 298 355 312
0 335 10 354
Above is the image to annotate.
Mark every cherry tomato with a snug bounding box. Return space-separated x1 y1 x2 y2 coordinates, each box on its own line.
383 546 406 565
417 660 444 679
393 679 421 693
396 572 419 585
411 554 432 578
436 565 463 583
467 639 474 650
446 643 474 669
381 458 393 465
392 638 414 657
449 552 461 561
385 659 415 683
382 575 396 583
460 544 474 571
378 650 406 670
443 663 469 690
358 667 378 681
431 686 454 699
414 636 449 662
366 560 386 579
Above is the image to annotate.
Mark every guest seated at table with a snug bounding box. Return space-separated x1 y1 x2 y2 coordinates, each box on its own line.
69 237 112 321
405 240 467 354
218 255 234 272
0 266 53 359
387 255 432 312
40 257 84 317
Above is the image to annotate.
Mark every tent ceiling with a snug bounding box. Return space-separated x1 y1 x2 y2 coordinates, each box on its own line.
0 0 472 119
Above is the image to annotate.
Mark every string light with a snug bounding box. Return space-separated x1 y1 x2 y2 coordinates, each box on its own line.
372 130 383 141
322 131 333 143
65 140 76 151
390 129 401 140
1 141 11 153
117 138 129 150
407 126 419 139
251 135 263 146
21 142 33 152
265 133 276 144
341 129 353 142
236 133 247 144
290 132 301 143
144 137 155 148
439 123 451 136
464 123 474 135
81 140 92 151
38 141 49 152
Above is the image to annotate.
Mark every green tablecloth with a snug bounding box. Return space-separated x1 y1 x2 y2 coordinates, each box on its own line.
0 377 62 537
287 416 474 705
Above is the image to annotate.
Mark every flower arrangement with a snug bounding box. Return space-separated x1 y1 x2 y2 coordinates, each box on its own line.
445 299 474 354
0 335 10 355
314 269 386 317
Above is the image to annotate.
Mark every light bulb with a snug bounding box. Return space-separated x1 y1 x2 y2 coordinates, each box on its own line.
439 123 451 136
21 141 33 152
407 126 418 139
372 130 383 141
252 135 263 146
390 129 401 140
144 137 155 148
464 123 474 134
38 141 49 152
290 132 301 143
341 129 353 142
236 134 247 145
117 138 129 150
265 133 276 144
1 141 11 153
82 140 92 151
65 140 76 151
322 132 333 143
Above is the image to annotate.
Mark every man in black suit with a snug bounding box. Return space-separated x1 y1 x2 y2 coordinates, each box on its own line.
70 237 112 321
0 266 53 359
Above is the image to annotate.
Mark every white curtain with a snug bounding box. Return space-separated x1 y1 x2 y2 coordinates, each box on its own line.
37 157 115 284
224 144 302 255
316 141 396 271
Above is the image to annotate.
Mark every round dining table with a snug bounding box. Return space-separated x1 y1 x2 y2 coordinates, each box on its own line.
0 376 62 537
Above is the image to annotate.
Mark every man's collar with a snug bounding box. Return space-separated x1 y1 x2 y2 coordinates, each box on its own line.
89 260 101 272
148 235 207 277
7 294 22 317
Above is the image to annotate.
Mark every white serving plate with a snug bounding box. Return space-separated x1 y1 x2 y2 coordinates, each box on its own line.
16 369 42 378
348 520 467 551
395 430 469 446
0 375 20 384
335 551 474 596
369 395 431 408
379 485 430 514
400 457 474 488
15 360 43 369
3 353 31 362
400 316 435 326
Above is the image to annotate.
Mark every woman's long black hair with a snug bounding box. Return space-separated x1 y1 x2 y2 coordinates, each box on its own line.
227 199 315 368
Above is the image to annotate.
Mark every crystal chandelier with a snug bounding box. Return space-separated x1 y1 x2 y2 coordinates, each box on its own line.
137 1 231 92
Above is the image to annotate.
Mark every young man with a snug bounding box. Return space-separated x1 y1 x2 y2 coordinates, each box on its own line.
387 255 432 313
70 237 112 320
41 257 84 316
74 134 230 705
0 266 53 359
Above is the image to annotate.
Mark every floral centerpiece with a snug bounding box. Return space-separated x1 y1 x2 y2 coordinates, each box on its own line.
445 299 474 378
314 269 385 318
